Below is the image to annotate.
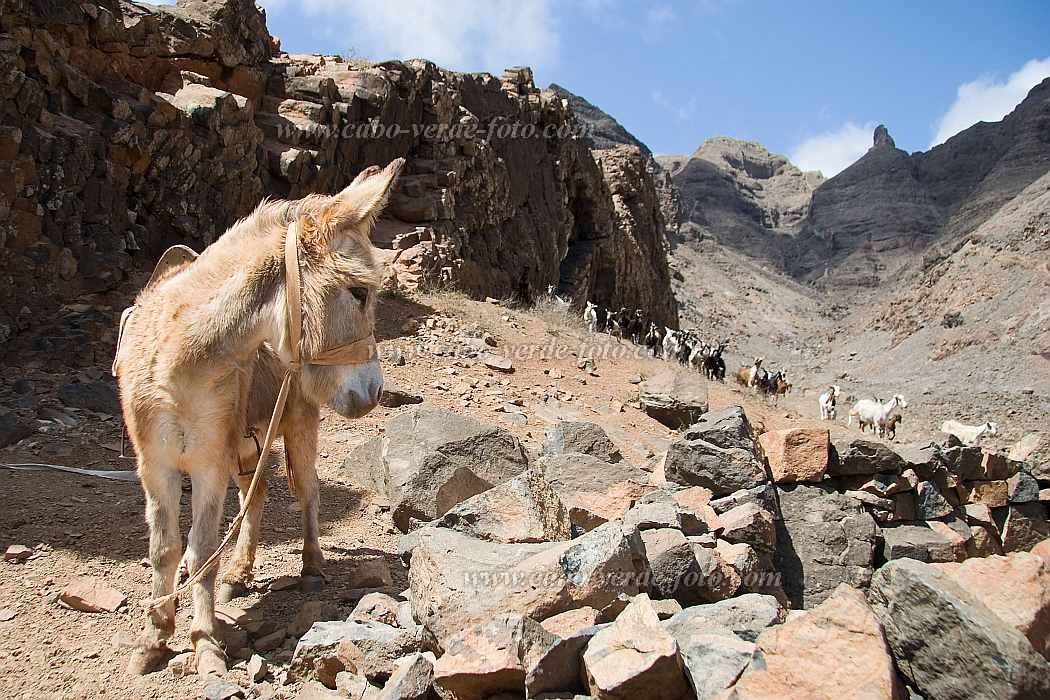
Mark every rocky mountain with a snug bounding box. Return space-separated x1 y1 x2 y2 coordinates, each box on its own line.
659 137 824 265
0 0 677 360
548 83 651 156
792 79 1050 290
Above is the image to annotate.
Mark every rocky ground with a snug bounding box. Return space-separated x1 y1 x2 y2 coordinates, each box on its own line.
1 291 1048 699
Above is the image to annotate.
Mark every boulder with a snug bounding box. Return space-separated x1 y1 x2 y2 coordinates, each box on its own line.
538 453 653 534
671 487 722 536
432 468 571 543
773 484 877 608
829 439 904 476
527 623 607 697
377 653 434 700
718 503 775 556
581 595 691 699
683 406 756 451
934 552 1050 659
291 619 427 684
1008 470 1041 504
969 480 1009 507
432 614 554 700
757 428 829 483
540 608 601 639
728 585 901 699
350 593 402 628
690 544 743 602
1000 503 1050 552
543 422 622 463
663 594 786 644
639 528 705 605
58 379 120 415
407 524 644 649
710 484 776 515
914 480 954 519
342 406 530 531
677 633 756 700
638 371 709 429
664 437 765 498
0 412 32 447
881 523 967 563
870 558 1050 699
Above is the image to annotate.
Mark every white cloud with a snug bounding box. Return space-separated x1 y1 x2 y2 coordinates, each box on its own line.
652 90 696 122
260 0 558 74
790 121 875 178
643 4 676 42
930 57 1050 148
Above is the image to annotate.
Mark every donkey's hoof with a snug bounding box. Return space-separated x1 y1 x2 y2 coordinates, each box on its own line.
300 575 325 594
217 581 249 604
195 646 228 678
126 645 171 676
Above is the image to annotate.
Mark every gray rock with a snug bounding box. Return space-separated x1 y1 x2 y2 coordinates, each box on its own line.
1008 470 1040 504
342 406 529 531
378 385 424 408
870 558 1050 699
622 501 681 533
830 439 904 476
0 412 32 447
774 484 877 608
407 523 644 650
292 619 426 683
638 370 709 429
538 453 652 534
915 481 954 519
664 436 765 498
527 624 607 697
709 484 776 515
432 467 571 543
377 653 434 700
678 633 757 700
880 523 967 563
663 594 786 643
58 379 120 415
639 528 704 605
202 679 245 700
542 421 622 463
1000 503 1050 552
682 406 756 452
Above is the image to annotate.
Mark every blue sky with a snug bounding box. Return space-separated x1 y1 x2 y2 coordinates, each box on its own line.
175 0 1050 176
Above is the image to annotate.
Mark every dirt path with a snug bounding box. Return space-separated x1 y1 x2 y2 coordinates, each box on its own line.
0 291 927 699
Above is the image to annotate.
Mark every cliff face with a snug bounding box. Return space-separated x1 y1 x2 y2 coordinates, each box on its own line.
0 0 677 358
659 137 824 266
792 79 1050 289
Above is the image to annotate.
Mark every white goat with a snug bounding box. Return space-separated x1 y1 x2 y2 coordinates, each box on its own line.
818 385 841 420
849 394 907 437
662 328 680 361
941 420 998 446
583 301 598 334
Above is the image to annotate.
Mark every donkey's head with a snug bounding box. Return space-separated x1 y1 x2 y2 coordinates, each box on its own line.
282 158 404 418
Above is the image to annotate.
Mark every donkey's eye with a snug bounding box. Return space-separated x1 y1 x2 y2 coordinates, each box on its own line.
349 286 370 305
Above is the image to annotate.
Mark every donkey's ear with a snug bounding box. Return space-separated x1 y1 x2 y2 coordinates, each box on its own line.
320 158 405 233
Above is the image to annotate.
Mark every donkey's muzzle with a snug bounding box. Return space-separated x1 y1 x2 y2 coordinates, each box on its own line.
330 358 384 419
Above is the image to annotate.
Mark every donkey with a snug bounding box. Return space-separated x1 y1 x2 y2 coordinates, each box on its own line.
115 159 404 677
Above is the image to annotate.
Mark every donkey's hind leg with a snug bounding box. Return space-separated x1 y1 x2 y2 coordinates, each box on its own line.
217 452 269 604
128 462 182 675
184 462 229 677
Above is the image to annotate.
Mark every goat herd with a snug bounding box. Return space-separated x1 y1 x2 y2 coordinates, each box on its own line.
583 301 731 383
581 301 1000 447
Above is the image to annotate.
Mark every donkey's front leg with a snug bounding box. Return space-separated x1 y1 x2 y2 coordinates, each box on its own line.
128 462 182 675
185 462 229 678
284 407 325 591
217 452 269 604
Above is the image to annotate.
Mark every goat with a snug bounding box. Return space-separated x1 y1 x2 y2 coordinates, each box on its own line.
662 328 679 360
849 395 907 438
940 420 998 446
644 322 663 357
584 301 598 333
885 414 902 441
747 357 764 388
819 385 841 420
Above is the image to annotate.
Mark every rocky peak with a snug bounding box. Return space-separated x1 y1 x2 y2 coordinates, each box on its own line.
548 83 651 156
872 124 895 150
